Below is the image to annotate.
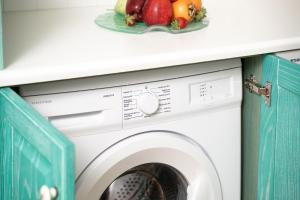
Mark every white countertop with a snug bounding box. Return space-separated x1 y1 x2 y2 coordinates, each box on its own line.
1 0 300 87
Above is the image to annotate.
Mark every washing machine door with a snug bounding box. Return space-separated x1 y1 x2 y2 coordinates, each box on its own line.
76 131 222 200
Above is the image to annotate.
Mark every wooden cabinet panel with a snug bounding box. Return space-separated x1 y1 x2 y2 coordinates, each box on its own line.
242 57 262 200
273 59 300 200
243 54 300 200
257 55 279 200
274 88 300 199
0 88 75 200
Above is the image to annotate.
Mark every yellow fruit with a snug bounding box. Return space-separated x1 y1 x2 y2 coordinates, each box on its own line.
172 0 195 22
191 0 202 11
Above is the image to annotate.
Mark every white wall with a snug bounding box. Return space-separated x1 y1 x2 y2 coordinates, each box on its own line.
3 0 113 11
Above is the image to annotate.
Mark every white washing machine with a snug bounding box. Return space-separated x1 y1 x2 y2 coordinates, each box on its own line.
20 59 242 200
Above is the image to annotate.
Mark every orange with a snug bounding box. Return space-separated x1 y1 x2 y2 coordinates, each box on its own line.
172 0 195 22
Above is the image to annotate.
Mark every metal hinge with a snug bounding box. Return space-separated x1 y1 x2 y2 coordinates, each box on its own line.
244 75 272 106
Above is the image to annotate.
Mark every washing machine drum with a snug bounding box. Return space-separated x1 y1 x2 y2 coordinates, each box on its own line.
76 132 223 200
100 163 187 200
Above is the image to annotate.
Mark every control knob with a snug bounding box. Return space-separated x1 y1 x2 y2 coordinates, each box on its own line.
138 92 159 115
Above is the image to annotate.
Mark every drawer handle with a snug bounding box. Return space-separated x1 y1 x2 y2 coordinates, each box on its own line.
40 185 58 200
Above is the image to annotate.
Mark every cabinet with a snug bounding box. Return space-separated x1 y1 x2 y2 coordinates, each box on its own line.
1 54 299 199
0 55 300 200
0 88 75 200
0 0 300 198
243 54 300 200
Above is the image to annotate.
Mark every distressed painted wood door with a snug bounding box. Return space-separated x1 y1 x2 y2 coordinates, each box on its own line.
242 57 262 200
0 88 75 200
243 54 300 200
268 56 300 200
258 55 300 200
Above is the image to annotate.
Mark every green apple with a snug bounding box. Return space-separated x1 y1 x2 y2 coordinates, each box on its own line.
114 0 128 15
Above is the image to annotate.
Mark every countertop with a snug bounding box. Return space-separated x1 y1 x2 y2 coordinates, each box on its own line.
1 0 300 87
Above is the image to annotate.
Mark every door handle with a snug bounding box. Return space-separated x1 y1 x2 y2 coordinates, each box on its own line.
40 185 58 200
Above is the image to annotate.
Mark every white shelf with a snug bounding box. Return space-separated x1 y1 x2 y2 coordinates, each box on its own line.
1 0 300 87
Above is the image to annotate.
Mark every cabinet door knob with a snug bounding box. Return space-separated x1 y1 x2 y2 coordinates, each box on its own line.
40 185 58 200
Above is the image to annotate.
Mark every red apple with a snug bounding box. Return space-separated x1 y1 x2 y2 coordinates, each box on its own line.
142 0 173 26
126 0 146 21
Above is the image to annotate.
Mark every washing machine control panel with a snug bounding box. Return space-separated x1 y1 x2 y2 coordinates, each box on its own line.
121 68 241 127
122 84 172 121
19 65 241 134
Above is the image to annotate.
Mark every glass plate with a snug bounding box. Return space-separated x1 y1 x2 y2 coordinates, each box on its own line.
95 12 209 34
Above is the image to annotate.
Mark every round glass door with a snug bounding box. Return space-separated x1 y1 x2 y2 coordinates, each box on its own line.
76 131 222 200
100 163 187 200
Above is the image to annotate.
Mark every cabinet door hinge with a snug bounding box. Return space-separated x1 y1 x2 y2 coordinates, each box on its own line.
244 75 272 107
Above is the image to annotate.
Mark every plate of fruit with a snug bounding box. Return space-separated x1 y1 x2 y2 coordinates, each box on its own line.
95 0 208 34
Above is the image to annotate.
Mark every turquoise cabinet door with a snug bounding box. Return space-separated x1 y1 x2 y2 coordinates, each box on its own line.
257 55 280 200
242 57 263 200
0 88 75 200
271 57 300 199
243 55 300 200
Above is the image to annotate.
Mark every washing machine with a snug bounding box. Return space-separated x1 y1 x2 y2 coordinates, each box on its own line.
20 59 242 200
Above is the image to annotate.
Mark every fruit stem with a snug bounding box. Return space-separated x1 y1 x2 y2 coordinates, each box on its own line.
125 14 136 26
